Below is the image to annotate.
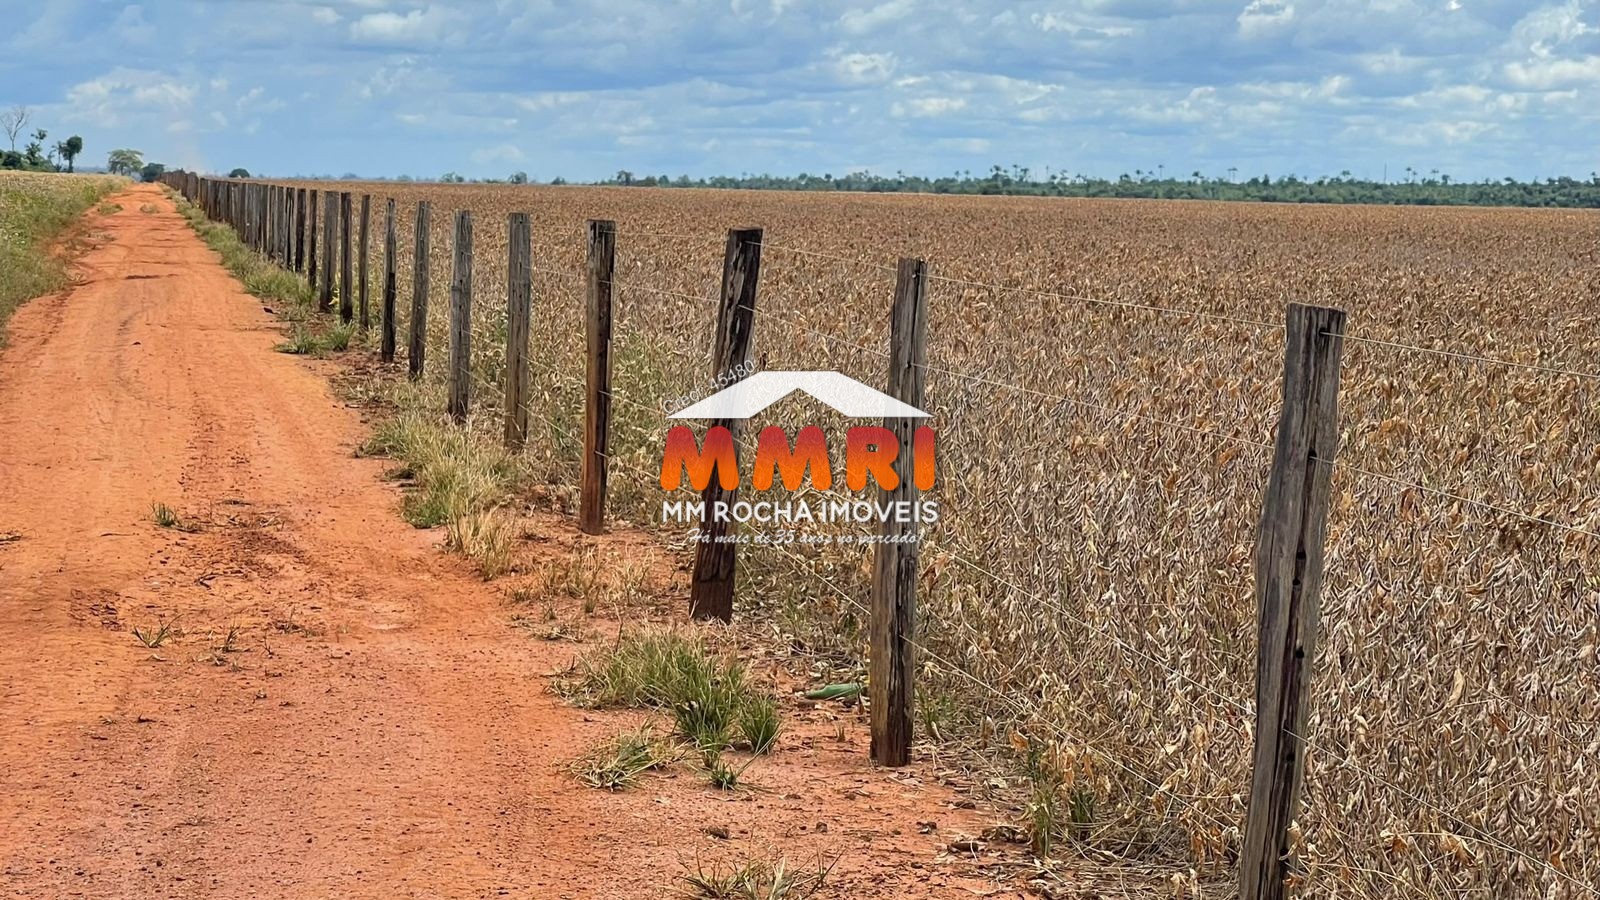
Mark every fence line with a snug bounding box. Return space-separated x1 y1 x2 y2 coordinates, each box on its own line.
157 172 1598 900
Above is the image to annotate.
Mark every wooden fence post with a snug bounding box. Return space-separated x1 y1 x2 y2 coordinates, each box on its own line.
358 194 371 329
1240 303 1346 900
319 191 335 312
381 199 398 363
282 186 291 265
339 192 354 323
580 220 616 534
688 227 762 622
869 257 930 768
409 201 431 380
308 189 319 290
277 186 287 264
504 213 532 449
447 210 473 423
294 188 306 274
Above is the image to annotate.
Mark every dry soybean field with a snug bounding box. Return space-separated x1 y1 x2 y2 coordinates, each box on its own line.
292 181 1600 898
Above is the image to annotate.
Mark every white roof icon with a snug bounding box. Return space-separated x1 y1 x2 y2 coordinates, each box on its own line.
669 370 929 420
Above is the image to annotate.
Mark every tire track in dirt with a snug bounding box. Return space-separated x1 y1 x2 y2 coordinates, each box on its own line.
0 184 1010 900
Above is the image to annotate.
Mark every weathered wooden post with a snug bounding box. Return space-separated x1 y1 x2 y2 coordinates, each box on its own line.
1240 303 1345 900
447 210 473 423
869 257 930 768
294 188 306 273
281 186 292 265
381 199 398 363
504 213 532 449
358 194 371 329
580 220 616 534
688 227 762 622
308 189 320 290
409 201 431 380
319 191 335 312
339 192 354 323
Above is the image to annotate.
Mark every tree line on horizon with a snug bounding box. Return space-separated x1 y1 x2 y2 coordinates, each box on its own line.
195 162 1600 209
593 164 1600 208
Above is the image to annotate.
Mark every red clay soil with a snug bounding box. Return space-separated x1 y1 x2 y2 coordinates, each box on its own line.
0 184 1020 899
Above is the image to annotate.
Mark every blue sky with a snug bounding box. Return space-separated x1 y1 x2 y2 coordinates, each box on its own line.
2 0 1597 182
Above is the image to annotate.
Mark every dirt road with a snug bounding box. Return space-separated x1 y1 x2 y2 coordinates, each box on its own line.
0 185 1000 899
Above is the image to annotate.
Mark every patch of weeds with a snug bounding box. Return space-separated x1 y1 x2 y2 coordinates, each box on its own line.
559 629 773 754
547 547 604 604
700 747 757 791
133 619 179 649
323 319 356 351
1022 737 1065 859
97 201 122 215
737 694 781 754
138 203 159 214
269 606 320 637
364 407 519 528
150 501 199 532
570 724 681 791
277 319 357 357
446 508 516 579
919 686 959 742
150 501 179 528
512 604 592 642
543 549 652 616
277 323 321 355
677 854 836 900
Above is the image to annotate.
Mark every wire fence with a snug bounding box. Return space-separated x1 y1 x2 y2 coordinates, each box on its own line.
163 173 1600 900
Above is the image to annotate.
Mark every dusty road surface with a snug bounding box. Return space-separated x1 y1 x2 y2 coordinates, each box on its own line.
0 185 1003 899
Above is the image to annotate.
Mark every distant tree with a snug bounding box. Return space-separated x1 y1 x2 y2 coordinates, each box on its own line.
0 105 29 152
56 135 83 172
508 171 528 184
22 129 48 169
0 150 21 169
107 149 144 177
440 171 465 183
228 167 250 178
614 169 633 186
139 162 166 182
550 176 567 185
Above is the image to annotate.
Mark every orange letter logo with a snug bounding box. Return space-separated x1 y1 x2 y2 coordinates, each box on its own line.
752 426 831 491
661 426 739 491
913 426 935 490
845 426 899 491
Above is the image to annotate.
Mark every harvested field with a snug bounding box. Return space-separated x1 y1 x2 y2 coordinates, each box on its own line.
247 180 1600 897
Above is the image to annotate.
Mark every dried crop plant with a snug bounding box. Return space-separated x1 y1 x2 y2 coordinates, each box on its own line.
281 180 1599 898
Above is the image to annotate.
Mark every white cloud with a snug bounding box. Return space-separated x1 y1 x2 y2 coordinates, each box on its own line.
891 96 967 118
350 6 458 44
832 51 897 85
1504 55 1600 88
64 69 198 127
311 6 341 25
1237 0 1295 39
839 0 915 35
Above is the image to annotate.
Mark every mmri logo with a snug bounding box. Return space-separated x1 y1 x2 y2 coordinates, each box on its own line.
659 371 935 492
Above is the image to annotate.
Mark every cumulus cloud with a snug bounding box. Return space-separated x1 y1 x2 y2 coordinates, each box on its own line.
350 6 459 44
831 51 897 84
1237 0 1295 39
839 0 915 35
